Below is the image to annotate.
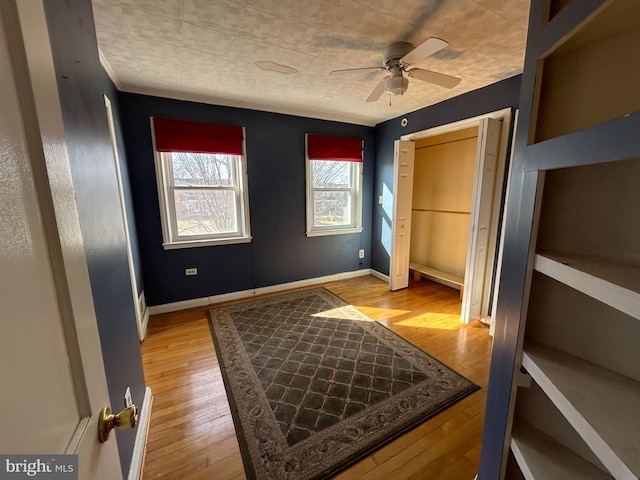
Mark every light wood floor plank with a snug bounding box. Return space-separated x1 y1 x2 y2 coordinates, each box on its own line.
140 276 492 479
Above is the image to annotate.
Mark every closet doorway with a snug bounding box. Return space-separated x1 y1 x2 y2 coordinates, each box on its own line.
389 108 513 325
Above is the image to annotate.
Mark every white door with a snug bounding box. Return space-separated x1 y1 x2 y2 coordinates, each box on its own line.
461 118 503 323
389 140 416 290
0 1 122 478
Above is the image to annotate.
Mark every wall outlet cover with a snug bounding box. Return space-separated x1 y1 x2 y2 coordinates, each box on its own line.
124 387 132 408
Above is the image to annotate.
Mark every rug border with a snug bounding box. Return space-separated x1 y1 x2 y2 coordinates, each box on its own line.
207 315 259 480
206 287 480 480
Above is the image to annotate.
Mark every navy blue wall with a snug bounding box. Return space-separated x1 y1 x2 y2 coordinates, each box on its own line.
118 94 375 306
44 1 146 476
370 76 522 275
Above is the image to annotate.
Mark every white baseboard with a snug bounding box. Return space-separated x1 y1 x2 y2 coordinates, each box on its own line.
127 387 152 480
141 308 149 340
147 296 210 315
138 291 149 341
369 269 390 283
148 269 373 315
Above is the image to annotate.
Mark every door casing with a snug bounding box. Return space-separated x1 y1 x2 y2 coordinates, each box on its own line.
390 108 513 325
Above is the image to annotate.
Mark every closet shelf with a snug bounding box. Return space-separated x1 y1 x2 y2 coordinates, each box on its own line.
534 253 640 321
411 208 471 215
511 419 612 480
522 342 640 479
409 261 464 286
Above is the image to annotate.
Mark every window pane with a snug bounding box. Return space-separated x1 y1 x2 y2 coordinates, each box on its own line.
171 152 236 187
311 160 351 188
313 191 352 227
174 189 237 236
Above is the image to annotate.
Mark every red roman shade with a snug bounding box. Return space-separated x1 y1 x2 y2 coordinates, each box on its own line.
307 134 363 162
152 117 244 155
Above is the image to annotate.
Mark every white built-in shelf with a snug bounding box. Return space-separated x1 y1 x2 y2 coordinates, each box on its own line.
522 342 640 480
511 419 612 480
534 253 640 321
409 261 464 287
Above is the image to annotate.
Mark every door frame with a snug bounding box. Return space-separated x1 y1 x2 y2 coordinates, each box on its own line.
104 95 147 341
392 107 513 325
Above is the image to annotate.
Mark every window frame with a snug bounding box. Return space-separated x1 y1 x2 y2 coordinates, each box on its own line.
305 135 363 237
153 127 251 249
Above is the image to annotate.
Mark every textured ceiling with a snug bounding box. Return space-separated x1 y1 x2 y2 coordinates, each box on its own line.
92 0 530 126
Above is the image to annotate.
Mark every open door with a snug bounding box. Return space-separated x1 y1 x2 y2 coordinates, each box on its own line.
389 140 416 290
0 1 124 477
461 117 503 323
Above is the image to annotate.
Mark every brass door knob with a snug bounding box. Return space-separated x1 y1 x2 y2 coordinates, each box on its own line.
98 404 138 443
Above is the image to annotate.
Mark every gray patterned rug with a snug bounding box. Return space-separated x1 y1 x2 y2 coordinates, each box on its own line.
207 287 478 480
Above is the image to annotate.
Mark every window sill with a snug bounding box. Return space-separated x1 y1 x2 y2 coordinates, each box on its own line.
306 227 362 237
162 236 252 250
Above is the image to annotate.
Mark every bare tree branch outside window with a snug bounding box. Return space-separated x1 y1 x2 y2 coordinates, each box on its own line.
311 160 354 226
170 152 241 236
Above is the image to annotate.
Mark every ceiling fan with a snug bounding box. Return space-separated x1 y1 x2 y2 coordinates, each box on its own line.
330 37 461 102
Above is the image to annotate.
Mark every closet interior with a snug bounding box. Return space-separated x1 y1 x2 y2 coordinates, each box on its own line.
409 126 478 297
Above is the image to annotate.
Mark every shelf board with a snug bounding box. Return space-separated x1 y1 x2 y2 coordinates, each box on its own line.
411 208 471 215
409 261 464 286
511 419 612 480
534 253 640 321
522 342 640 479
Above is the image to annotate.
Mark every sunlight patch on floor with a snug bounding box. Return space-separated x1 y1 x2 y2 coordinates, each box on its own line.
311 305 376 321
310 305 466 331
395 312 462 330
312 305 412 323
352 306 410 321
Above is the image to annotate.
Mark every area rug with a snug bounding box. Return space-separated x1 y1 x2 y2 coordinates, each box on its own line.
207 287 478 480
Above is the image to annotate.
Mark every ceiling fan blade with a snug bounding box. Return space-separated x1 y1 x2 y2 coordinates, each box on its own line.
366 77 387 102
329 66 384 75
407 68 461 88
401 37 449 65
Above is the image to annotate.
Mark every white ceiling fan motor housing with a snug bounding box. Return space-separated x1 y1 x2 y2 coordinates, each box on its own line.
384 42 414 68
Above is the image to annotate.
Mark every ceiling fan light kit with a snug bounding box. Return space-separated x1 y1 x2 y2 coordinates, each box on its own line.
385 73 409 96
329 37 462 103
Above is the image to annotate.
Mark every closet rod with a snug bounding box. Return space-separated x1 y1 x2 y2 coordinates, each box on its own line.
414 135 477 150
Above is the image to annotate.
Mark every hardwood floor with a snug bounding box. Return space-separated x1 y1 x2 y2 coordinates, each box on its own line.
140 275 493 479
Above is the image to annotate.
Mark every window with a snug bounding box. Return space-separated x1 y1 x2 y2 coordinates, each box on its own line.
306 134 363 236
152 117 251 249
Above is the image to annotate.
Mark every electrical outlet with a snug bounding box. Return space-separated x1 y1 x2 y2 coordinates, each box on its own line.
185 268 198 276
358 249 365 259
124 387 132 408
